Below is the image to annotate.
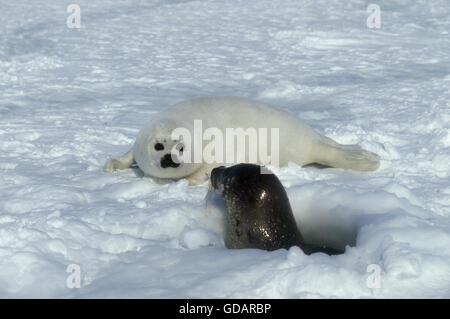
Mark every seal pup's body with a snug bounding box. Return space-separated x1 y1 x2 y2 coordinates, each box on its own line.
105 97 380 185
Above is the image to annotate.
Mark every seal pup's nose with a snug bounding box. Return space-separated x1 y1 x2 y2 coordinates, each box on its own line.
160 153 180 168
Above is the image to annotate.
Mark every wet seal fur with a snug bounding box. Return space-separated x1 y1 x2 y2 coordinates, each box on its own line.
210 163 343 255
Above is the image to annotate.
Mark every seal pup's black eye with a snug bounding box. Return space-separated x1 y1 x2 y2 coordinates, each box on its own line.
154 143 164 151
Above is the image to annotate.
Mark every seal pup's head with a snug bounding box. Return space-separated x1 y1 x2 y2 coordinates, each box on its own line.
133 118 202 179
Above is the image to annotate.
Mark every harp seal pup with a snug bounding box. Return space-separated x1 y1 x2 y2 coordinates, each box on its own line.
105 97 380 185
210 163 344 255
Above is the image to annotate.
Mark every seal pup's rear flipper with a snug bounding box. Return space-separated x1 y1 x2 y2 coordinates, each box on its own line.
312 135 380 171
104 148 136 172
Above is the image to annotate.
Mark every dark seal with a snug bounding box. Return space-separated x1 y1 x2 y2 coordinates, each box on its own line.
210 164 343 255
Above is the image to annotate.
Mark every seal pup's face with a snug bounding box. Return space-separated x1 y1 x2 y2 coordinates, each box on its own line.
134 119 202 179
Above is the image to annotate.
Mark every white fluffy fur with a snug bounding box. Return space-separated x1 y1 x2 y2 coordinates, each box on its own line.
105 97 380 185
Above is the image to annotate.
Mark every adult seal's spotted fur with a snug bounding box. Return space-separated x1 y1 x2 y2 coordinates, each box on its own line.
210 163 343 255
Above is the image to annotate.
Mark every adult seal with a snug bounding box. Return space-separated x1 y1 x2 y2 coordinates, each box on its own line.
210 163 343 255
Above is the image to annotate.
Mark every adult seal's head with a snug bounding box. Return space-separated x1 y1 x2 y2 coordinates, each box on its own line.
211 164 307 252
211 164 344 255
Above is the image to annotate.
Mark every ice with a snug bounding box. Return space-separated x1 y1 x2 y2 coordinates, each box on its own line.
0 0 449 298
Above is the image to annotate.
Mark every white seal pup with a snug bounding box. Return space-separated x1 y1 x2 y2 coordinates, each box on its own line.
105 97 380 185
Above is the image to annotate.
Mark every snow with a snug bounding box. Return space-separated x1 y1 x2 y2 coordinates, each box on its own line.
0 0 449 298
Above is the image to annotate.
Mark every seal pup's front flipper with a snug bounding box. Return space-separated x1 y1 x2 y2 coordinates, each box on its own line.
104 148 136 172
